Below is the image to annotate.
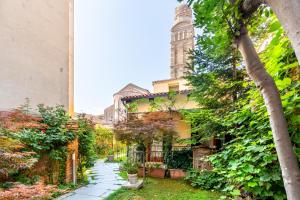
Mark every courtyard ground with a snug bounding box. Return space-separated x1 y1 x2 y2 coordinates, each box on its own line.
57 160 125 200
105 178 220 200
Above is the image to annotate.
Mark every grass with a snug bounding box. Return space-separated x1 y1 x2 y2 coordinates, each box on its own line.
105 178 221 200
118 170 128 180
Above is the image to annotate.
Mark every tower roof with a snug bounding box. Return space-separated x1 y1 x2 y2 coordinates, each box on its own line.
174 3 192 25
177 2 189 9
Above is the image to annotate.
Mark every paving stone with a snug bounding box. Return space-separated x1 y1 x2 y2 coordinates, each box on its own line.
122 180 144 190
57 160 124 200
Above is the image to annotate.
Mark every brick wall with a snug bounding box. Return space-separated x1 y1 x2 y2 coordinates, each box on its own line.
1 111 79 184
192 147 213 170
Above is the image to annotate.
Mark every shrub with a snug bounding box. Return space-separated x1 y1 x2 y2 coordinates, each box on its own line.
165 148 192 170
77 114 97 169
16 105 75 158
185 169 224 190
15 105 75 184
94 126 114 157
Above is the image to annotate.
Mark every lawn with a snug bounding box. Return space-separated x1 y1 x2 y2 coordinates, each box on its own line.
105 178 220 200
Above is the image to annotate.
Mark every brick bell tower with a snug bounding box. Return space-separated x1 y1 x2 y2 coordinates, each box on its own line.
170 3 194 79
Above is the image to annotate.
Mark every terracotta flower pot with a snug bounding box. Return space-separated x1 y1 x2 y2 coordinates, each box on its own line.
128 173 138 184
169 169 186 179
138 167 145 177
148 168 165 179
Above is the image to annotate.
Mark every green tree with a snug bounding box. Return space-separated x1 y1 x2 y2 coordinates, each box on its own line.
184 0 300 197
94 126 114 157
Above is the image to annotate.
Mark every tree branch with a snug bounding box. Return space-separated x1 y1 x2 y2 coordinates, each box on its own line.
241 0 266 18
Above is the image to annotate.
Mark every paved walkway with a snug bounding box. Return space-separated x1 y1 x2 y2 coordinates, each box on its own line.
57 160 126 200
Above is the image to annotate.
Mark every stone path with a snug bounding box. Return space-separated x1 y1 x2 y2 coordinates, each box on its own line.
57 160 126 200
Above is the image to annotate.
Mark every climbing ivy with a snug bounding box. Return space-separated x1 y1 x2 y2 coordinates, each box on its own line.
77 114 97 178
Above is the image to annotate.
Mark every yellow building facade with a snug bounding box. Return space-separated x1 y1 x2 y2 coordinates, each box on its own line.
121 78 198 145
118 4 197 148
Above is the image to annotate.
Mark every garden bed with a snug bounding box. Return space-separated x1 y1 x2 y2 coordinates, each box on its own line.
0 181 70 200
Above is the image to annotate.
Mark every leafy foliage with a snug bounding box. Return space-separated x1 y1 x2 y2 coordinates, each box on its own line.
122 160 139 174
12 105 76 184
184 1 300 199
94 125 114 157
114 111 178 145
185 169 224 190
184 44 245 144
126 92 178 113
0 181 61 200
16 105 75 160
165 148 192 170
77 114 97 169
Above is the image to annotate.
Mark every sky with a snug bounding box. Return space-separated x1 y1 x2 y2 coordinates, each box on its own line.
74 0 180 115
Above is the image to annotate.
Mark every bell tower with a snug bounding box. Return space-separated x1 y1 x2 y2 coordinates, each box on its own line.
170 3 194 79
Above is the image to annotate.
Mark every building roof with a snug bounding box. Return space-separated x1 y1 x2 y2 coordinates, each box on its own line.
152 78 185 84
104 105 114 112
121 89 192 101
113 83 150 96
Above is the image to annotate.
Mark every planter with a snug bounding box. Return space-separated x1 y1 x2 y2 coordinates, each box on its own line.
107 155 114 162
148 168 166 179
128 173 138 184
138 167 145 177
169 169 186 179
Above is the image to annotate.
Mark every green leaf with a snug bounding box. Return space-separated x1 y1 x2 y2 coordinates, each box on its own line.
230 189 241 196
269 21 281 32
248 181 258 187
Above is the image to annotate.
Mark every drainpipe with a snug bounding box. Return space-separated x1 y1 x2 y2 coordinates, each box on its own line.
72 152 76 185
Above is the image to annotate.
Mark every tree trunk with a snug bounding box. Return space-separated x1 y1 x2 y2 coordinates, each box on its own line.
266 0 300 63
236 25 300 200
232 48 238 101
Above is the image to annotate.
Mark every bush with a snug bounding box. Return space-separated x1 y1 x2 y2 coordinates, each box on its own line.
0 182 13 189
77 115 97 168
94 126 114 157
13 174 40 185
209 132 286 199
16 105 75 159
185 169 224 190
14 105 75 184
165 148 192 170
76 114 97 184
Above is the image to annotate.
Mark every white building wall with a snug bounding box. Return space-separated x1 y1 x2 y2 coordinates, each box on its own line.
0 0 74 114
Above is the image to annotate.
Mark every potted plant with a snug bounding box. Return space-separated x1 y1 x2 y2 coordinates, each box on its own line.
169 169 186 179
166 149 192 179
123 161 138 184
147 162 166 179
137 166 145 177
